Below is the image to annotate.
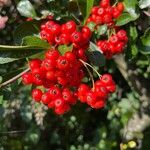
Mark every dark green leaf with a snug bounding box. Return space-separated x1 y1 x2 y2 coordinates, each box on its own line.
139 0 150 9
0 36 50 64
13 20 41 45
87 42 105 67
58 44 73 55
17 0 37 18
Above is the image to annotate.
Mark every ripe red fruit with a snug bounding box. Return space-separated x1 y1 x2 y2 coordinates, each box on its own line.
64 51 76 62
92 100 105 109
45 49 60 60
29 59 42 70
22 73 33 84
32 89 43 102
60 33 70 45
85 91 97 106
101 74 113 85
117 2 124 12
95 85 108 98
57 56 70 70
46 70 56 81
41 92 51 104
109 35 119 44
62 88 73 102
54 98 65 108
82 26 92 39
42 59 56 71
62 20 76 34
117 30 127 41
113 7 121 18
71 31 82 44
48 86 62 100
91 6 99 14
100 0 110 8
97 7 105 16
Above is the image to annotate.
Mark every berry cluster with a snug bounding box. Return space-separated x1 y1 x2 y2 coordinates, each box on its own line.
22 49 86 114
78 74 116 109
86 0 128 58
87 0 124 26
97 29 128 59
40 20 91 48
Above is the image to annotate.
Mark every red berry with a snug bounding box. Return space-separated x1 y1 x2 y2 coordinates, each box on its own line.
48 86 62 100
113 7 121 18
97 7 105 16
117 30 127 41
32 89 43 102
29 59 42 70
60 33 70 45
100 0 110 8
54 98 65 108
91 100 105 109
109 35 119 44
95 85 108 98
101 74 113 85
46 70 56 81
57 56 70 70
117 2 124 12
45 49 60 60
22 73 33 84
71 31 82 44
62 88 73 103
41 92 51 104
62 20 76 34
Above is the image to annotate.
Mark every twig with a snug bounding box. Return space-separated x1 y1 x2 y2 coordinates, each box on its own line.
0 68 30 88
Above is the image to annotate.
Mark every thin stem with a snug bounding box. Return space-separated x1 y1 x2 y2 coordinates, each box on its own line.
79 59 95 90
79 59 101 78
0 68 30 88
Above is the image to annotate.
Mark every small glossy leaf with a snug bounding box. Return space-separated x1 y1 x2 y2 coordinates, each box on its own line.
116 13 135 26
129 26 138 41
17 0 37 18
139 28 150 54
87 42 105 67
58 44 73 55
13 20 41 45
139 0 150 9
124 0 140 19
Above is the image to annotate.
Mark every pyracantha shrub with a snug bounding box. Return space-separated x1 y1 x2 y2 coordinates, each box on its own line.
22 0 128 115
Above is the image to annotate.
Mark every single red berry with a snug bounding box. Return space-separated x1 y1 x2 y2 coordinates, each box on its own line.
109 35 119 44
64 51 76 62
32 68 45 78
45 49 60 60
94 85 108 98
29 59 42 70
100 0 110 8
103 14 112 23
117 2 124 12
82 26 92 39
54 97 65 108
71 31 82 44
57 56 70 70
106 83 116 93
32 89 43 102
22 72 33 84
62 88 73 103
42 59 56 71
91 6 99 14
41 92 51 104
113 7 121 18
48 86 62 100
85 91 97 106
46 70 56 81
101 74 113 85
62 20 76 34
117 30 127 41
91 100 105 109
97 7 105 16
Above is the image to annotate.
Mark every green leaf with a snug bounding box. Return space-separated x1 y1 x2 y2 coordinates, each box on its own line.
129 26 138 41
0 36 50 64
13 20 41 45
131 44 138 57
85 0 94 23
139 0 150 9
96 25 107 36
58 44 73 55
139 28 150 54
86 42 105 67
116 13 135 26
141 28 150 46
124 0 140 19
17 0 37 18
